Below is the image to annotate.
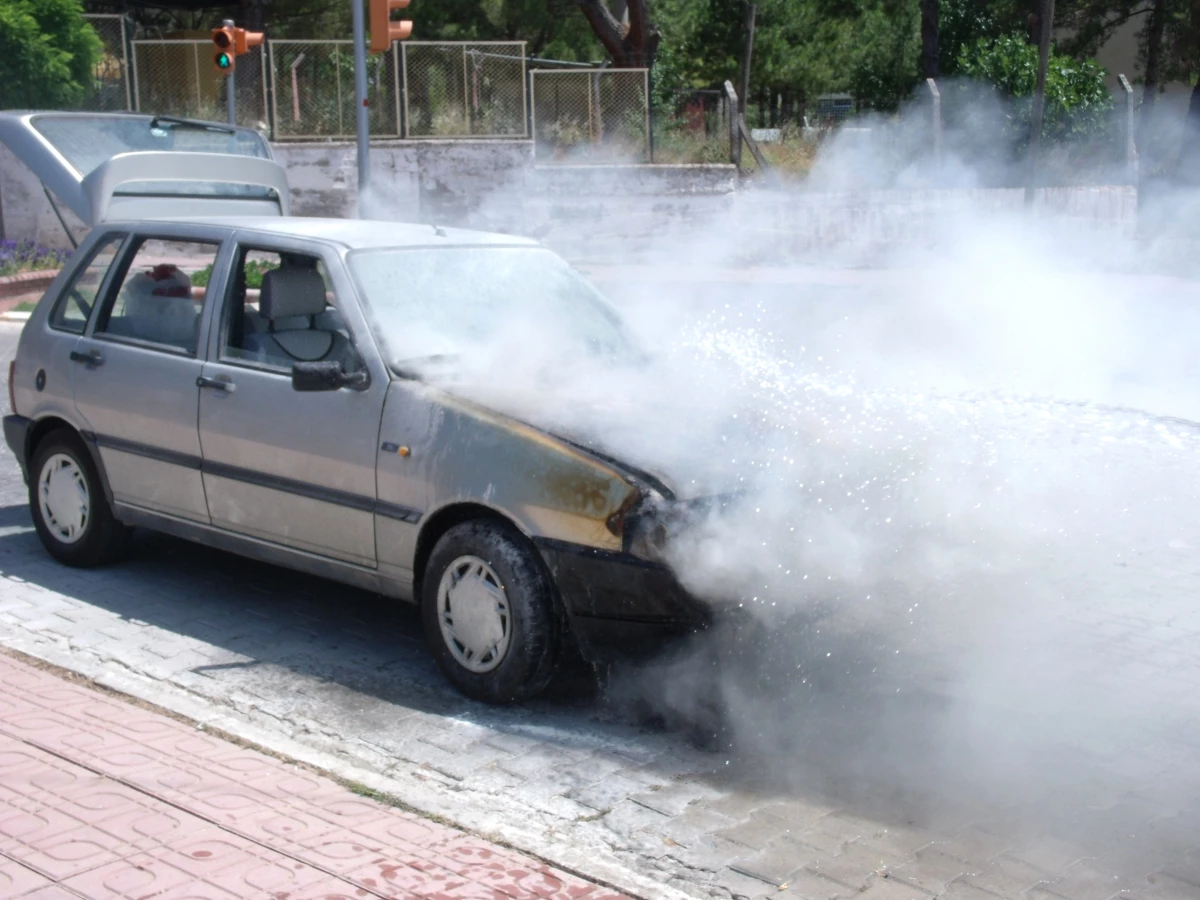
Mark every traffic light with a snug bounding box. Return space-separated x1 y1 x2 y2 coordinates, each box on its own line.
369 0 413 53
212 25 235 74
235 27 265 56
212 24 265 75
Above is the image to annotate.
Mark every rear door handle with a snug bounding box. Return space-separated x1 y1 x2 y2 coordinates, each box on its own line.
69 349 103 366
196 375 235 393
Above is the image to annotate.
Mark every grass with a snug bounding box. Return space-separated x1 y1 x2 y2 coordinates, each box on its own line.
11 301 37 313
651 119 823 178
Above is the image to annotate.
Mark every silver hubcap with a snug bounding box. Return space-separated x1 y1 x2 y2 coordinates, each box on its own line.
38 453 90 545
437 555 511 674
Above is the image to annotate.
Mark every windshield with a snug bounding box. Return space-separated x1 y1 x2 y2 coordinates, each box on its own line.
31 114 269 176
348 246 635 373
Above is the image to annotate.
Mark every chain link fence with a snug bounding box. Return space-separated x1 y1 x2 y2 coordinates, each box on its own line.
401 42 526 138
131 40 269 129
270 41 400 139
81 14 132 112
530 69 650 162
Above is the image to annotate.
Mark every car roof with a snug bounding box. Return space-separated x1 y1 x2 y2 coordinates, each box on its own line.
132 216 541 249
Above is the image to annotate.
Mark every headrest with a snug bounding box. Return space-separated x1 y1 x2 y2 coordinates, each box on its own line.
260 268 326 320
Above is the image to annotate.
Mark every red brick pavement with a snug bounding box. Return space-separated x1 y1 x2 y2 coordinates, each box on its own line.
0 653 628 900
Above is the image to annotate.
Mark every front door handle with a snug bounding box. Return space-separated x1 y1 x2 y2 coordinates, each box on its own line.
69 349 103 366
196 375 235 393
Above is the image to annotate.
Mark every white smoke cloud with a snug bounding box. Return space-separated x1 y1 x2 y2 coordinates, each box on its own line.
369 91 1200 832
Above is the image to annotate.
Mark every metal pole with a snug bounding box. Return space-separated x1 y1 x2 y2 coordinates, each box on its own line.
927 77 942 170
351 0 370 213
224 19 237 125
725 80 740 172
1025 0 1054 207
1118 74 1138 186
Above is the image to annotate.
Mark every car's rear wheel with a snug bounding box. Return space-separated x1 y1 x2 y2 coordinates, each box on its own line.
29 429 128 567
421 520 560 703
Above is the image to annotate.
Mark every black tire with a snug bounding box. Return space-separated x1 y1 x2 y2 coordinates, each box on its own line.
28 429 129 568
421 520 560 704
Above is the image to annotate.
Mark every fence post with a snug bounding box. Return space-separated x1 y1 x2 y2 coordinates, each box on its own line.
647 63 654 163
725 80 740 171
120 16 133 111
1118 73 1138 187
398 42 408 137
926 77 942 170
520 43 529 140
130 41 141 111
462 45 471 134
401 42 410 139
263 40 275 138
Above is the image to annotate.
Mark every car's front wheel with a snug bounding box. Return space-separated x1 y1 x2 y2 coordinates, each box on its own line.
421 520 560 703
29 429 129 567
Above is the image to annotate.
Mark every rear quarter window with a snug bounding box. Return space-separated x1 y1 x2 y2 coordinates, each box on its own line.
48 233 125 334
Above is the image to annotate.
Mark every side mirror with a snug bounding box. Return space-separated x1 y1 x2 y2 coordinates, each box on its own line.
291 360 370 392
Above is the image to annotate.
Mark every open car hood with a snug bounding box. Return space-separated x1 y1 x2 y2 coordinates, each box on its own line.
0 112 289 226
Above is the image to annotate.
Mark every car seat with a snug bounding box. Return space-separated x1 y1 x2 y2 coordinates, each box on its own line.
243 268 355 368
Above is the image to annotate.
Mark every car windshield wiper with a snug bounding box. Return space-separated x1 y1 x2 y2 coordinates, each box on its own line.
149 115 236 135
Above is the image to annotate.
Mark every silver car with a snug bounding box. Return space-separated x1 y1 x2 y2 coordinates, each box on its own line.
2 116 707 703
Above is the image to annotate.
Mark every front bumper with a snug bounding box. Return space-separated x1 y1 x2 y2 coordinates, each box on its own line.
4 415 30 482
534 537 711 663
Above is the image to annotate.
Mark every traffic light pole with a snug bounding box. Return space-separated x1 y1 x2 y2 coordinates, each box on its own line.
351 0 371 213
223 19 237 126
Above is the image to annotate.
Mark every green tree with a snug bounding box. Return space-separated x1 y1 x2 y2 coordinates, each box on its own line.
956 33 1113 141
0 0 101 109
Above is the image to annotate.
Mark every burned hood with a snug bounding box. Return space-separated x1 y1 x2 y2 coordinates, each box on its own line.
0 112 289 226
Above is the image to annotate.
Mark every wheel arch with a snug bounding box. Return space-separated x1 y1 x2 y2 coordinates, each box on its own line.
26 416 114 505
413 502 527 602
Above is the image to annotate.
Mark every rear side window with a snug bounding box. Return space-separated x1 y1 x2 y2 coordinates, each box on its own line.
48 234 124 334
95 238 220 355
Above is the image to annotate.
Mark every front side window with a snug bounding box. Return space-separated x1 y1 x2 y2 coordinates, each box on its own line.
95 238 219 354
49 233 124 334
220 247 362 374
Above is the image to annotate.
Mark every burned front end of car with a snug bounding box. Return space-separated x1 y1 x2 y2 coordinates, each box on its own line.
535 486 733 662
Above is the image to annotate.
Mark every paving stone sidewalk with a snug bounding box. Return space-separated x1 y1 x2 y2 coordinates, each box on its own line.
0 651 627 900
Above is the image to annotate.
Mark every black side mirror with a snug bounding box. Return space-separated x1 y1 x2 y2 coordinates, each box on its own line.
292 360 369 392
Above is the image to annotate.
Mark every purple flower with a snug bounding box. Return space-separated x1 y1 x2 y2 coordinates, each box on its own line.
0 239 68 277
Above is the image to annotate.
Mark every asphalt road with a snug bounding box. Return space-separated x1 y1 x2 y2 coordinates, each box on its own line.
1 278 1199 900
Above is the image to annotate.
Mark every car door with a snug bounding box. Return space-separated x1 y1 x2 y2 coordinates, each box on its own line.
70 228 229 523
196 236 388 567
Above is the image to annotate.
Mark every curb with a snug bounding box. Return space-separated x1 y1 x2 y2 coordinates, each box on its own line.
0 311 31 323
0 268 59 302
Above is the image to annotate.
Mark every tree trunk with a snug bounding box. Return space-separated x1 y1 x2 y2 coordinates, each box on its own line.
575 0 659 67
1140 0 1166 147
920 0 939 80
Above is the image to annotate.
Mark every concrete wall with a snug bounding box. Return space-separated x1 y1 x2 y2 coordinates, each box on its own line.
0 137 1145 268
0 137 737 256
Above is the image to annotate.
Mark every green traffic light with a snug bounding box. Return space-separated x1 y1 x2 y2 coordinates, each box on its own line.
216 52 232 69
